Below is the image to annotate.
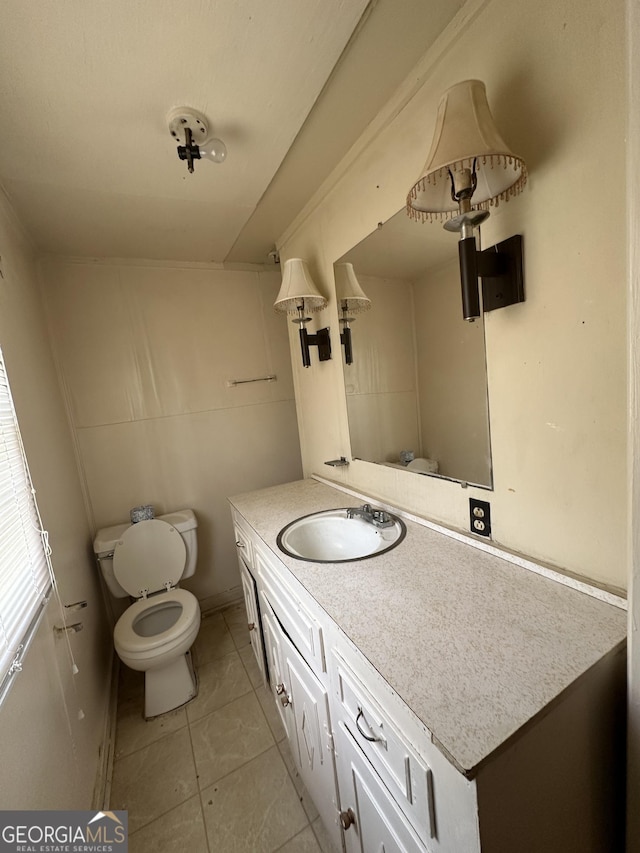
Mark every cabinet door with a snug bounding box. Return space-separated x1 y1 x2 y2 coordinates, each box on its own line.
260 593 293 741
238 556 266 684
336 721 427 853
261 595 342 852
282 631 340 847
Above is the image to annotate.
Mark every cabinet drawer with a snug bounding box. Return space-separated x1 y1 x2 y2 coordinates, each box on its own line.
332 651 437 847
256 545 325 676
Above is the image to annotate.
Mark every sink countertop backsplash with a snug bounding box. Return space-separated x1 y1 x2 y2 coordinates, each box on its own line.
229 477 626 775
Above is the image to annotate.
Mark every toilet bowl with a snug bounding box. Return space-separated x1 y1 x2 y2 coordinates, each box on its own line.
94 510 201 718
114 588 201 668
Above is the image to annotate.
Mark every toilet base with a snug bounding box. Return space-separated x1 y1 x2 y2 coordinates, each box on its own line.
144 650 198 719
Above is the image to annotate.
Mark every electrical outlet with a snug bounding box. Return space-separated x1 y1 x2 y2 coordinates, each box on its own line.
469 498 491 537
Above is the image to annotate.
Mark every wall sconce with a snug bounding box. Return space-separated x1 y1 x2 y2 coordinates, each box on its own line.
406 79 527 321
334 263 371 365
168 107 227 174
274 259 331 368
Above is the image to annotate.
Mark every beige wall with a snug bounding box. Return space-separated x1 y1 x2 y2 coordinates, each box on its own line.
344 275 420 463
0 191 111 807
279 0 627 592
41 259 303 608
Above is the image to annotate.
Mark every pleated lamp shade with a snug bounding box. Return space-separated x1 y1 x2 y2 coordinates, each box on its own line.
407 80 527 222
274 258 327 314
334 263 371 314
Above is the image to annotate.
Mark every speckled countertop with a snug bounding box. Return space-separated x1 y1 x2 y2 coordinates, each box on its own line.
229 478 627 776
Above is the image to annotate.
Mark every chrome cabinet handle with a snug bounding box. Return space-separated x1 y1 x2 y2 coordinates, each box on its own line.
235 540 245 548
340 809 356 830
276 683 291 707
355 706 386 745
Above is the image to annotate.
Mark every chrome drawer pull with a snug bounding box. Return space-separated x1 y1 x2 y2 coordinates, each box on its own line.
355 706 387 746
235 540 245 548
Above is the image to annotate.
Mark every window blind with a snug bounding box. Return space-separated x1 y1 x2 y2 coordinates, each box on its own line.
0 348 53 706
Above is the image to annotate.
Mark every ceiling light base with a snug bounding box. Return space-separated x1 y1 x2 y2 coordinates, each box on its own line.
167 107 209 146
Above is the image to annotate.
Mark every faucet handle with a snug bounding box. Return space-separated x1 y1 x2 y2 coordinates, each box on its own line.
372 509 390 523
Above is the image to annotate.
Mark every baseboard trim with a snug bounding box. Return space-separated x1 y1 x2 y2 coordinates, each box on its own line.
199 585 243 616
92 652 119 810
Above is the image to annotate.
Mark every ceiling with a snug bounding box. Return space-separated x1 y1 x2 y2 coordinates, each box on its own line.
0 0 464 265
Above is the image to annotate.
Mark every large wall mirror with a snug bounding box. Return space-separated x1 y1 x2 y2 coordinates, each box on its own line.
334 208 493 488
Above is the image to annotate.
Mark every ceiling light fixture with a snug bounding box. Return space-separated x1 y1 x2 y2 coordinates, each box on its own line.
167 107 227 174
406 80 527 321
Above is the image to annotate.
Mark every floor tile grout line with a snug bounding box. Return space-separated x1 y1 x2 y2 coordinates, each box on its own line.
189 647 279 794
185 695 214 853
113 714 190 761
125 792 204 842
113 728 187 763
196 739 276 795
187 683 255 728
272 823 325 853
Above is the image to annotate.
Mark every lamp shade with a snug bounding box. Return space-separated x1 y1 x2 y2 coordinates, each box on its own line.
274 258 327 314
334 263 371 314
407 80 527 222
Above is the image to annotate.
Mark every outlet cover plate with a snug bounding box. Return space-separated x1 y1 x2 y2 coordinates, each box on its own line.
469 498 491 537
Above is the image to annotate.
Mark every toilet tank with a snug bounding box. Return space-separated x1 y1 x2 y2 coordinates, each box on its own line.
94 509 198 598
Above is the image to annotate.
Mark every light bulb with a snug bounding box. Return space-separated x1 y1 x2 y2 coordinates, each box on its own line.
199 138 227 164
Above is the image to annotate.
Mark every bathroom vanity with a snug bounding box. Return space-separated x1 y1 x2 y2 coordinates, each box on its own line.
230 478 626 853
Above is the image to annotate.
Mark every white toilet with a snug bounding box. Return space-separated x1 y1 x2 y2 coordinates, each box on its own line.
93 509 201 718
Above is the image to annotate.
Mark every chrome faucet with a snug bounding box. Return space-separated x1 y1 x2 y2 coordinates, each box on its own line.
346 504 394 529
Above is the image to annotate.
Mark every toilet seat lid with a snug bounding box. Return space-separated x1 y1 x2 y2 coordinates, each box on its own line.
113 519 186 597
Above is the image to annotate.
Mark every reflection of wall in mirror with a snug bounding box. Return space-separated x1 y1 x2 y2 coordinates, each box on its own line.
413 261 491 486
343 276 421 463
341 262 491 486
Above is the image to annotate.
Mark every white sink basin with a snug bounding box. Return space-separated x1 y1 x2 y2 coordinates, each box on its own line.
277 507 405 563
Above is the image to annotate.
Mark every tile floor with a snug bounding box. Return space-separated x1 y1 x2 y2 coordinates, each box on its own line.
110 602 338 853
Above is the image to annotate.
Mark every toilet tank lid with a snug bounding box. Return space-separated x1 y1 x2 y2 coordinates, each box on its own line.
93 508 197 555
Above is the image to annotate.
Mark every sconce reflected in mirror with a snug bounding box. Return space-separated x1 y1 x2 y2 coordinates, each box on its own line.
334 263 371 365
274 258 331 368
406 79 527 321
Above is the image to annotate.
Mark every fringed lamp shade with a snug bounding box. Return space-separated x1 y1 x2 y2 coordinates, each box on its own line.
274 258 327 314
334 263 371 314
406 79 527 222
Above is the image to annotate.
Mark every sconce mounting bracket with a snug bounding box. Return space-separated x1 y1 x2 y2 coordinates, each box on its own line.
478 235 524 313
309 328 332 362
299 326 332 367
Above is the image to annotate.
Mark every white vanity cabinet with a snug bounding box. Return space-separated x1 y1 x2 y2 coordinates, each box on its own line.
235 518 477 853
229 480 626 853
